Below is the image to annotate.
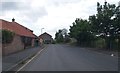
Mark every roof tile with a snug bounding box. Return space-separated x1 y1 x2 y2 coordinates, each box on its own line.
0 19 35 38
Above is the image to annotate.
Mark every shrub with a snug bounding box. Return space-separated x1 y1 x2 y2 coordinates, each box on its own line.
2 29 15 44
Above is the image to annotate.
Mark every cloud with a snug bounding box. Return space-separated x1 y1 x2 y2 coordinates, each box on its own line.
22 7 48 22
47 0 82 6
1 2 28 16
1 0 120 38
1 2 19 11
1 1 30 11
1 1 48 22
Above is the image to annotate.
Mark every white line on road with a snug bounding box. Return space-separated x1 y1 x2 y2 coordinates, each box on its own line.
15 47 45 73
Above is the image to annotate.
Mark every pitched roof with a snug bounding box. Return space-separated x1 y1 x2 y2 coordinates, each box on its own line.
39 32 52 38
0 19 35 38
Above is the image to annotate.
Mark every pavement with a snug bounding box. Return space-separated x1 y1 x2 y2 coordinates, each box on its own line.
20 44 118 71
81 47 118 57
2 46 43 71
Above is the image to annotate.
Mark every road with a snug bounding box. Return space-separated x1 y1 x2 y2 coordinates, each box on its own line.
20 44 118 71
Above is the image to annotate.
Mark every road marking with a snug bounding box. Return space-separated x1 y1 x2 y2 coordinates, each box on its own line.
5 46 46 71
15 47 46 73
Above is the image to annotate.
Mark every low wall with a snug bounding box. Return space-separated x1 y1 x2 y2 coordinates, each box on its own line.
2 35 24 56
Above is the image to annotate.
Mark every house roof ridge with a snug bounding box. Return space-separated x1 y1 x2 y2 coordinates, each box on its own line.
39 32 52 37
11 21 33 32
0 19 36 38
0 19 33 32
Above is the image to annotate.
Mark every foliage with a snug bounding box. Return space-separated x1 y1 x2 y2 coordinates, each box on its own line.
69 1 120 50
89 1 120 49
55 29 70 43
2 29 15 44
55 30 64 43
94 38 106 48
69 19 95 46
64 35 71 43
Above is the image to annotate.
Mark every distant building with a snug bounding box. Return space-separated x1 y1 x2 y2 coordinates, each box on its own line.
0 18 37 56
39 32 53 44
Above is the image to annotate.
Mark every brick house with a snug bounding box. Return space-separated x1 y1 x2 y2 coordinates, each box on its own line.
39 32 53 44
0 18 37 56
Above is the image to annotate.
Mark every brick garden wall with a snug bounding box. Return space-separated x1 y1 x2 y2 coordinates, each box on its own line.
2 35 24 56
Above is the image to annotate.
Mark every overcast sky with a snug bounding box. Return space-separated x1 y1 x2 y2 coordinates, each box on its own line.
0 0 119 38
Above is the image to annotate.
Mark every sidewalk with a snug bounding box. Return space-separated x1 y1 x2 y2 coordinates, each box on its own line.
69 43 118 57
80 47 119 58
2 46 43 71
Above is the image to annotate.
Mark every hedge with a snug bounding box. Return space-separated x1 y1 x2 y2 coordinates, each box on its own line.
2 29 15 44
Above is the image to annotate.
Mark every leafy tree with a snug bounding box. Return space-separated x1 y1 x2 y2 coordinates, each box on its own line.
89 1 120 49
64 35 71 43
55 29 70 43
69 18 95 46
55 30 64 43
114 2 120 49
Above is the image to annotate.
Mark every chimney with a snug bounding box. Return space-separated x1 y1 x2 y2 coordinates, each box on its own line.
12 18 15 22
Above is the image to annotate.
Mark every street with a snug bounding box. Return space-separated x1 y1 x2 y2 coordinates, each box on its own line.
20 44 118 71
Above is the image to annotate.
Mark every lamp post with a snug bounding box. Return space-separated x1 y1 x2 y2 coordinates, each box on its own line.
41 28 44 34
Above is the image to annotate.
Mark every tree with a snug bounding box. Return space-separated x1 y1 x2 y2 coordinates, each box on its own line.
55 30 64 43
89 1 120 49
55 29 70 43
114 2 120 49
69 18 95 46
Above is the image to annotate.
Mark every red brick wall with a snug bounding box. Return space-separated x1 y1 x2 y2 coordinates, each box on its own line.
2 35 24 56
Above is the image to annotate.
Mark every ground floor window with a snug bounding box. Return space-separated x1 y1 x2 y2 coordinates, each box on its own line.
21 36 32 48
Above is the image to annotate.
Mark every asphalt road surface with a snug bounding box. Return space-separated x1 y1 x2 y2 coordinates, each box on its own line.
21 44 118 71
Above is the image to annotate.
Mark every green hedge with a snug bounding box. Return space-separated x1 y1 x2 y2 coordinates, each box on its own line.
93 38 119 50
2 29 15 44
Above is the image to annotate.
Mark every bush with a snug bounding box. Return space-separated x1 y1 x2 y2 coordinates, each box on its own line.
2 29 15 44
52 40 56 44
94 38 106 49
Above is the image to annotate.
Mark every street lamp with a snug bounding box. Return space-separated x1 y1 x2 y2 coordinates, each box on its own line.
41 28 44 34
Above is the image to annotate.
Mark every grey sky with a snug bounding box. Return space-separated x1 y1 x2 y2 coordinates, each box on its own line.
1 2 19 11
0 0 119 38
